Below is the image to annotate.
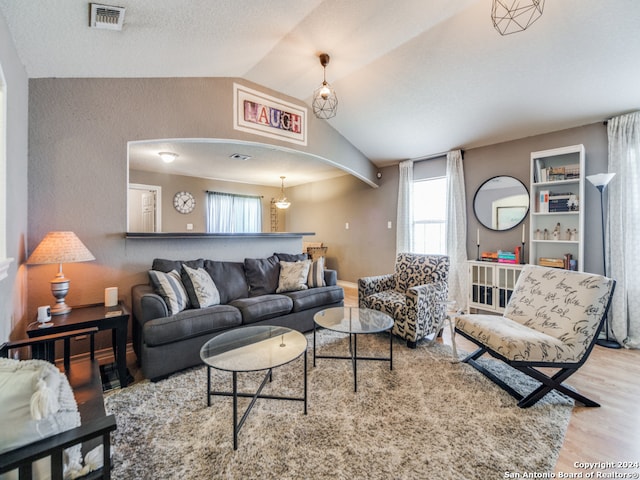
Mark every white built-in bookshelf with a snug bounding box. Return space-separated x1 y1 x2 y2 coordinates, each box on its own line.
529 144 585 271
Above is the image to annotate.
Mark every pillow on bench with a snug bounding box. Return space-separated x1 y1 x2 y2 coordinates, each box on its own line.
0 358 82 480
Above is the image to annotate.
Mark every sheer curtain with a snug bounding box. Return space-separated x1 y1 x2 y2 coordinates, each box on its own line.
607 111 640 348
396 160 414 256
206 192 262 233
445 150 468 309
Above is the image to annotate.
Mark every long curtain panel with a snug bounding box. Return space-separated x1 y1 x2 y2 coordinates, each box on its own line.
607 111 640 348
396 160 414 256
206 192 262 233
445 150 468 310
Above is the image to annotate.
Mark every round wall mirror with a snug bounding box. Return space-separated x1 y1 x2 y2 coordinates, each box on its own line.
473 176 529 231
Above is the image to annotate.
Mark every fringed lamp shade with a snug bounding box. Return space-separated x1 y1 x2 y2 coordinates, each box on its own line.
27 231 95 315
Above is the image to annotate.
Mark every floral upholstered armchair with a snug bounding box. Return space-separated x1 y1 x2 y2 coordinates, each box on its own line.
455 265 615 408
358 253 450 348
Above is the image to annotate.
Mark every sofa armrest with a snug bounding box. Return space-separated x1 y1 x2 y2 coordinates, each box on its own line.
132 284 168 324
358 273 395 306
131 284 168 358
324 268 338 286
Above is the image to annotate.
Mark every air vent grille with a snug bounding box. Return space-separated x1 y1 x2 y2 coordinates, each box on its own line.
89 3 125 30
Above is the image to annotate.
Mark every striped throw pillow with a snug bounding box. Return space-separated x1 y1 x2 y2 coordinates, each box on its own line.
148 269 190 315
307 256 326 288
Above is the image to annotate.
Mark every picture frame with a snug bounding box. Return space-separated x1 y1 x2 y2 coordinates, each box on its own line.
233 83 307 146
496 206 528 230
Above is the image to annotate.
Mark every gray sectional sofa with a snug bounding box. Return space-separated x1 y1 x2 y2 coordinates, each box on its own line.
131 254 344 380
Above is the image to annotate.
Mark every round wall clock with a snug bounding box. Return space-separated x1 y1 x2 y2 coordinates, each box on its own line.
173 191 196 214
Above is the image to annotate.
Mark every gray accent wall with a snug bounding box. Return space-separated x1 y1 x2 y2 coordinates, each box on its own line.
16 74 609 344
0 12 28 343
25 77 375 326
286 123 608 282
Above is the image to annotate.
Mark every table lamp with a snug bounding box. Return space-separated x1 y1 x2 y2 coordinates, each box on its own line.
27 231 95 315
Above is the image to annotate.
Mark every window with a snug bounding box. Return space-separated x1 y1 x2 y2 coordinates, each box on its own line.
413 177 447 255
206 191 262 233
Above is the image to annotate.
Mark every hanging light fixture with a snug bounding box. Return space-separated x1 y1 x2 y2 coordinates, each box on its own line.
312 53 338 120
275 176 291 209
491 0 545 36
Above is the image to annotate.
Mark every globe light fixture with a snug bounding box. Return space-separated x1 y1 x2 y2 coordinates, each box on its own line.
312 53 338 120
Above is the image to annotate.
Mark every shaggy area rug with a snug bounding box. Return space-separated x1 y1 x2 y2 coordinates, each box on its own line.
105 332 572 479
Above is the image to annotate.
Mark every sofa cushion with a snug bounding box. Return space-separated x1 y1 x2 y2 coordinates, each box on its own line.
277 260 311 293
143 305 242 347
148 269 190 315
244 256 280 297
284 285 345 313
181 264 220 308
307 256 326 288
229 295 294 324
274 252 308 262
152 258 204 273
202 260 248 304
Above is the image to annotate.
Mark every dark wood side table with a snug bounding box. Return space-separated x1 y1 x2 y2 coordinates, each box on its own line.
27 302 130 387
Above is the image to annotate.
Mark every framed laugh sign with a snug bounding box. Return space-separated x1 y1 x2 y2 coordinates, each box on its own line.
233 83 308 146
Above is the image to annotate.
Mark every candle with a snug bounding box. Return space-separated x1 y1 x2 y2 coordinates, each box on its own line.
477 228 480 246
522 224 526 243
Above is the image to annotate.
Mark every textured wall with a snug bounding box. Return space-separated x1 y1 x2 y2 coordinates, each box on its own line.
27 77 373 327
0 12 28 343
287 123 608 283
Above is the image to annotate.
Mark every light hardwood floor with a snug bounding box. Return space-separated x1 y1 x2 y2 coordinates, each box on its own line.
342 285 640 474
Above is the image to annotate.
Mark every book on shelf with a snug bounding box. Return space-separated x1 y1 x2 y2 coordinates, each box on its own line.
534 158 544 183
538 190 549 213
564 164 580 179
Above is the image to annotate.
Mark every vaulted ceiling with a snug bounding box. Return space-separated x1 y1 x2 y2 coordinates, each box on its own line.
1 0 639 171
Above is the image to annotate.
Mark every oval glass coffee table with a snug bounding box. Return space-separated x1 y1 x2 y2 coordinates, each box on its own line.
313 307 394 392
200 325 307 450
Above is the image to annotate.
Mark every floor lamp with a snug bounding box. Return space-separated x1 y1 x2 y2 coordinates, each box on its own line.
586 173 621 349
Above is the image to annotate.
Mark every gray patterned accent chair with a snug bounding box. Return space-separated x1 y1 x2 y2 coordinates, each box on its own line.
358 253 450 348
455 265 615 408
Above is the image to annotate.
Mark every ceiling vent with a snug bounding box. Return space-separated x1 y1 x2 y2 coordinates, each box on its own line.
89 3 125 31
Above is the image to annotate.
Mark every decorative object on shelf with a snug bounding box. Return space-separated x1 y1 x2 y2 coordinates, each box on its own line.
491 0 545 36
173 191 196 214
312 53 338 120
535 228 541 240
543 228 549 240
552 222 560 240
158 151 178 163
275 176 291 209
586 172 620 349
26 231 96 315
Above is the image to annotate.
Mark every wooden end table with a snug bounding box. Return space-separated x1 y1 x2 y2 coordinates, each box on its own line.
27 302 130 387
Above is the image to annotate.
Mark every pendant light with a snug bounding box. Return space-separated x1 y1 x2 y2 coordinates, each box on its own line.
312 53 338 119
275 176 291 209
491 0 545 36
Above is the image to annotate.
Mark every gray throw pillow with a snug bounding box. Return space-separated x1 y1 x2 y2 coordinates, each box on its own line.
181 264 220 308
244 256 280 297
148 269 190 315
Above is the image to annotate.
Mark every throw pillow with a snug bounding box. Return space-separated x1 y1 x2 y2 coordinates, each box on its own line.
0 358 82 480
307 256 326 288
277 260 312 293
148 269 190 315
244 256 280 297
274 252 308 262
181 264 221 308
